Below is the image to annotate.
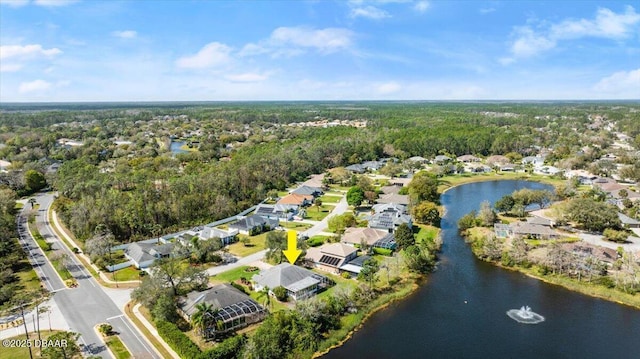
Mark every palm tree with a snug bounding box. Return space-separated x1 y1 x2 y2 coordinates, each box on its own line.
191 302 215 337
257 286 272 311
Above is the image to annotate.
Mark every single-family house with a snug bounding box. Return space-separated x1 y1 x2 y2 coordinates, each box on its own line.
522 156 545 167
618 212 640 229
305 243 358 274
509 222 559 239
457 155 480 163
368 212 412 233
345 164 365 173
291 185 323 197
486 155 510 166
377 193 410 205
561 243 618 265
407 156 428 164
200 226 239 245
179 284 266 339
341 227 397 250
254 204 296 221
253 263 329 301
277 193 314 206
362 161 384 171
466 163 492 173
372 203 408 215
526 215 555 227
433 155 451 164
338 255 373 277
124 242 175 269
536 166 563 176
229 215 279 235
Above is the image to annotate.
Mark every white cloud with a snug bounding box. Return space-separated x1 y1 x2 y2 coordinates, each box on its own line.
594 68 640 97
175 42 231 69
376 81 401 94
414 1 429 13
0 44 62 59
506 6 640 61
19 79 52 93
111 30 137 39
510 27 556 58
551 6 640 40
480 7 496 14
225 72 270 82
269 26 354 54
351 6 390 19
0 63 23 72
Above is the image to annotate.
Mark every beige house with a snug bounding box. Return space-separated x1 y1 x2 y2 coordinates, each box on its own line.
305 243 358 274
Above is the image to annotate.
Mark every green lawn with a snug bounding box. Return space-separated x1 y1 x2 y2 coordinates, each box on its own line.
304 205 333 221
318 195 342 203
105 335 132 359
227 232 268 257
438 172 564 193
106 266 142 282
308 235 332 243
328 185 351 192
1 330 61 359
525 237 580 246
29 221 51 252
314 271 359 301
279 221 313 231
210 265 256 283
249 291 289 312
51 258 73 281
415 224 439 245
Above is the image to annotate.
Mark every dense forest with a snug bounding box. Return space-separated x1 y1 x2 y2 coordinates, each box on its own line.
1 102 639 243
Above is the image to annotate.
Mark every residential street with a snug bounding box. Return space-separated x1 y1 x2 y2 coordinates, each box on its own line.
302 194 348 238
33 193 159 359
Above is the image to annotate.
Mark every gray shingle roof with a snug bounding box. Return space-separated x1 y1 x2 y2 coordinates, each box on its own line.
229 214 278 231
253 263 324 291
291 185 323 196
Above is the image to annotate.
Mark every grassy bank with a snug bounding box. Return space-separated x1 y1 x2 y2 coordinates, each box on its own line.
438 172 563 193
27 219 73 282
463 227 640 309
313 275 421 358
105 335 132 359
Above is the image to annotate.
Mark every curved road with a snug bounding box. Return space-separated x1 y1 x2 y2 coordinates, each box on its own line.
31 193 159 359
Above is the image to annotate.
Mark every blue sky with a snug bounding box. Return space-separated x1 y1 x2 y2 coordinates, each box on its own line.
1 0 639 101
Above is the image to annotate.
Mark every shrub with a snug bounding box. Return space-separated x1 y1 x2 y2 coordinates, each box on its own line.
306 237 324 247
98 323 113 336
230 282 249 295
72 247 80 253
372 247 393 256
156 320 201 359
272 286 288 302
199 335 247 359
340 271 351 279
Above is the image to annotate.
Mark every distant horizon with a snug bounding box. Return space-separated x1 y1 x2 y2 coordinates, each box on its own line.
2 1 639 102
2 98 640 105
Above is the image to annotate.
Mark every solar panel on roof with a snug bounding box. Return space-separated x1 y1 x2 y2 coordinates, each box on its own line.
319 255 341 266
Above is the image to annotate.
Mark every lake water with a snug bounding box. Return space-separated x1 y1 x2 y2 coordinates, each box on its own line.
324 180 640 359
170 141 188 154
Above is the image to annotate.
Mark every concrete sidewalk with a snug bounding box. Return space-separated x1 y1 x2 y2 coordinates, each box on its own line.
0 297 70 340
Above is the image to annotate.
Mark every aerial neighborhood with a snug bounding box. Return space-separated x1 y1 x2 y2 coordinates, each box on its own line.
2 103 640 359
